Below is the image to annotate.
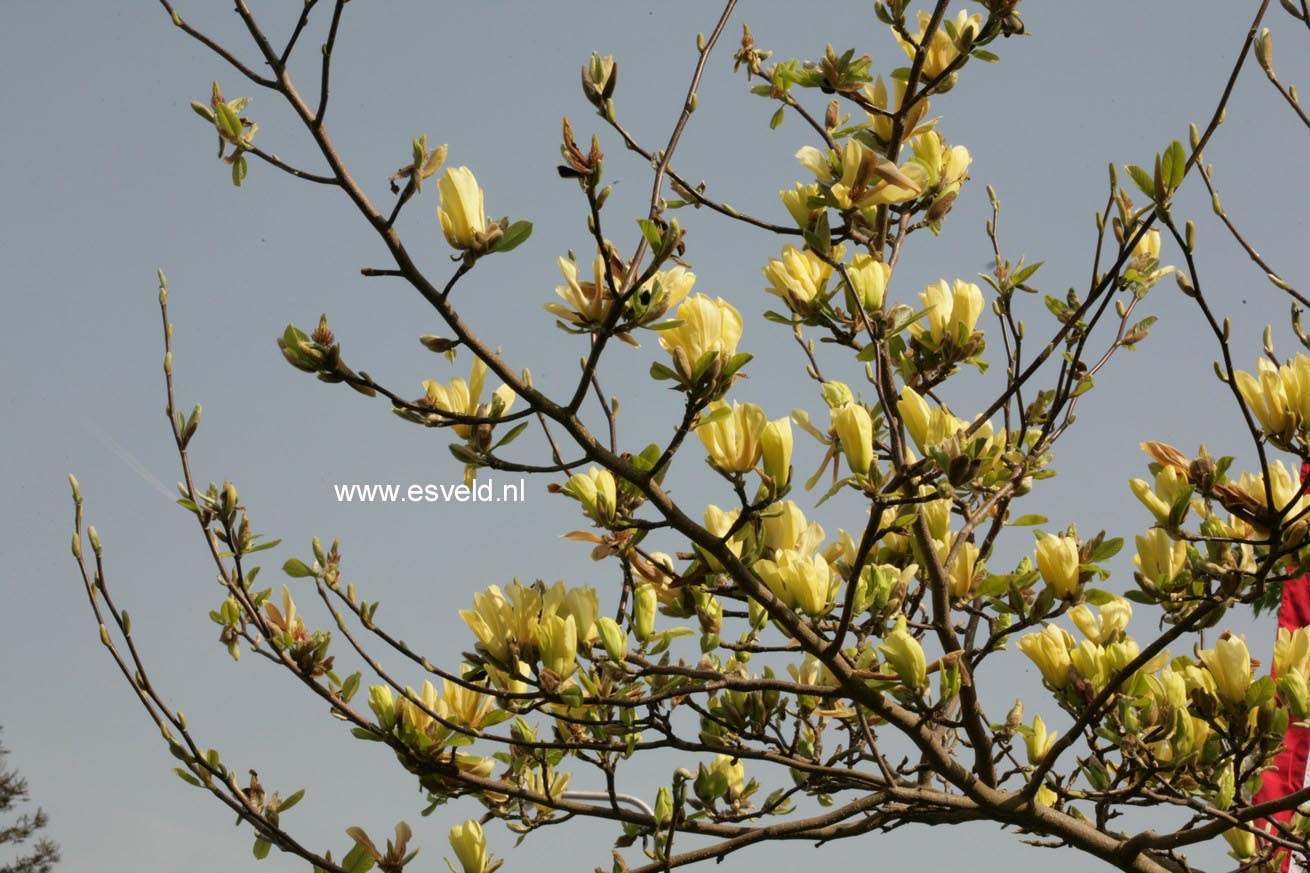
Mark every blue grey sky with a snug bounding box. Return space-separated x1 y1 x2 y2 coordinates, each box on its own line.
3 1 1306 871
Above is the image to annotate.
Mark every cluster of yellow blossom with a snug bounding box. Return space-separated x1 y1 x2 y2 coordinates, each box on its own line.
893 10 984 81
459 580 599 691
910 278 984 352
897 385 1005 486
422 356 516 440
1235 352 1310 448
1021 599 1310 772
696 400 792 491
546 254 696 338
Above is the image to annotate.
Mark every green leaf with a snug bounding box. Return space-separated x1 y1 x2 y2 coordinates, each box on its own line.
341 842 377 873
214 101 243 138
1164 140 1187 192
489 220 533 254
1009 514 1047 526
636 218 663 248
246 538 282 554
769 107 786 129
174 767 201 787
1089 537 1123 562
1125 164 1155 201
1247 675 1277 708
645 319 686 331
1083 588 1116 606
278 788 305 813
253 838 271 860
492 421 530 450
697 405 732 428
649 361 678 381
722 352 753 377
341 672 361 703
1011 260 1044 286
282 558 314 578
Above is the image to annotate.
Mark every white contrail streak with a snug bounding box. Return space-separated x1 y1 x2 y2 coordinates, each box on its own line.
78 421 176 501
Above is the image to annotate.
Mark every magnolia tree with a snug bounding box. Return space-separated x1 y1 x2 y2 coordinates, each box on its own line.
67 1 1310 871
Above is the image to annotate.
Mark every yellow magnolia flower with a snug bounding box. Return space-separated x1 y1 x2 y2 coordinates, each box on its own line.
1234 353 1310 444
263 585 308 643
368 684 397 729
1199 634 1252 706
1134 528 1186 584
1128 465 1190 524
1069 598 1132 645
780 182 822 229
761 416 793 489
448 820 487 873
697 400 767 474
1128 229 1176 285
898 385 953 454
522 766 572 811
832 402 875 477
763 244 844 313
632 580 657 640
821 380 855 409
438 676 497 730
708 754 746 798
704 504 745 570
942 538 982 602
1104 638 1142 676
760 501 825 557
438 166 488 251
846 254 892 312
1070 640 1110 692
1281 671 1310 720
1018 625 1074 689
1275 626 1310 681
636 266 697 318
1236 357 1293 439
795 139 924 211
908 131 971 195
558 584 599 643
595 616 627 660
753 549 833 616
398 679 446 742
1025 715 1057 765
863 75 934 147
917 486 952 543
458 580 594 678
911 279 984 349
1230 460 1310 540
546 254 612 327
894 9 983 80
563 466 618 524
1035 534 1082 599
537 613 579 682
423 356 516 440
878 615 927 691
659 294 744 376
460 583 536 665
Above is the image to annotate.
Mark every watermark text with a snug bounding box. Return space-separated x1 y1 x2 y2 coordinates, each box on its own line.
333 478 527 504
